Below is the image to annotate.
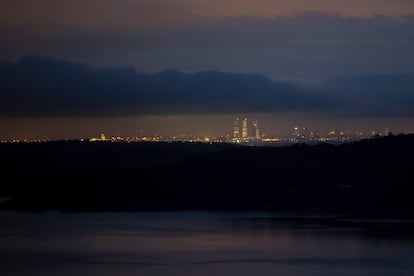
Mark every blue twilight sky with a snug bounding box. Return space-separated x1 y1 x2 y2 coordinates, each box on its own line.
0 0 414 139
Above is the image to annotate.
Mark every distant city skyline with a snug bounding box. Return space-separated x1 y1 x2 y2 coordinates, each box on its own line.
232 117 261 141
1 113 411 142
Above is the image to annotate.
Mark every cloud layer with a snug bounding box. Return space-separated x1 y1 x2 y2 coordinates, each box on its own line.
0 56 335 117
2 13 414 81
1 56 414 118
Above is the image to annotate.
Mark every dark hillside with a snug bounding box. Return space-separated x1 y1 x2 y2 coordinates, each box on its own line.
1 135 413 214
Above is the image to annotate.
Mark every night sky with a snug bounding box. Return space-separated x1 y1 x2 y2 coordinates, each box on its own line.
1 0 414 139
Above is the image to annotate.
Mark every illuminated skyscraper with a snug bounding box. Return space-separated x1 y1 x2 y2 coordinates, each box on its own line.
242 117 248 139
252 119 261 140
233 118 240 139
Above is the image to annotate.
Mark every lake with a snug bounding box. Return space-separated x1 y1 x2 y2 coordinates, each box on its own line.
1 211 414 275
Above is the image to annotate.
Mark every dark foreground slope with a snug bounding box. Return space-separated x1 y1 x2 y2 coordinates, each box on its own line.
1 135 413 213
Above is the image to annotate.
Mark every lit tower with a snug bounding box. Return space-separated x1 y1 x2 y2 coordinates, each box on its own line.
242 117 248 139
252 119 261 140
233 118 240 139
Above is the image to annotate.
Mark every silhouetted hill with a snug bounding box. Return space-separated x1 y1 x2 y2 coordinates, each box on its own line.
1 135 414 214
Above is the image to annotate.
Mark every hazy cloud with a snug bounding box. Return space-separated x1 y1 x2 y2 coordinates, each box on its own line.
1 56 414 118
1 13 414 81
324 74 414 117
0 56 335 117
2 0 414 30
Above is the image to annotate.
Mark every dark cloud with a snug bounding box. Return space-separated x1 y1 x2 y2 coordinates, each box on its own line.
0 56 336 117
324 74 414 117
2 13 414 81
1 56 414 119
134 14 414 80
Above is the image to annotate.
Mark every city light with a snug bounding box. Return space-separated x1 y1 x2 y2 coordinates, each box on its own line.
0 118 400 145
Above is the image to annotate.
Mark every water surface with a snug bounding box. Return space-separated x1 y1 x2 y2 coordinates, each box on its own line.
1 211 414 275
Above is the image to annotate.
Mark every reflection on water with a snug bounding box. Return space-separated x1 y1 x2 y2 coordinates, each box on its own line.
1 212 414 276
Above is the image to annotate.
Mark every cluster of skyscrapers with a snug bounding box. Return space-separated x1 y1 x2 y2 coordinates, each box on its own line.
233 117 261 142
